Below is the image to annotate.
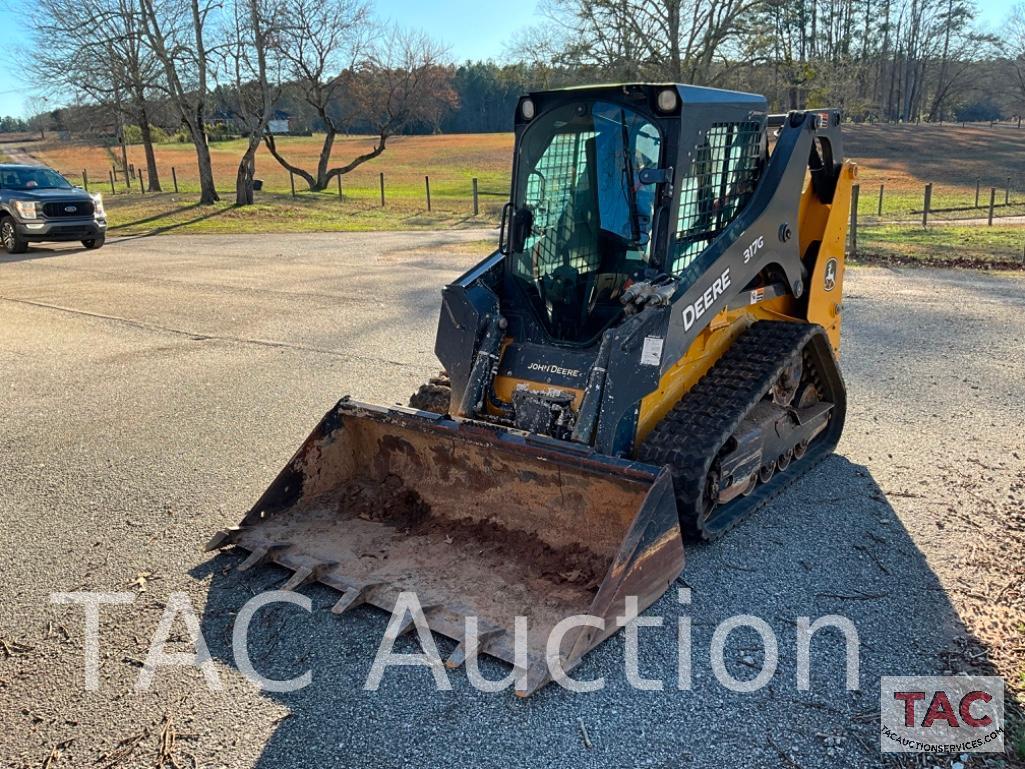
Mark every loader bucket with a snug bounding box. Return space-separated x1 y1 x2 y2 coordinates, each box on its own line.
207 399 684 696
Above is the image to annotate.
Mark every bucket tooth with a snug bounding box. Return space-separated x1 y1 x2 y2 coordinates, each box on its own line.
205 527 244 552
445 642 468 669
446 628 502 669
280 566 313 592
330 581 382 615
280 561 340 592
515 663 553 698
392 602 441 638
237 543 289 572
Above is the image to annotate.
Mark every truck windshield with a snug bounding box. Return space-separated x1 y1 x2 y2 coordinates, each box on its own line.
511 100 662 342
0 167 73 191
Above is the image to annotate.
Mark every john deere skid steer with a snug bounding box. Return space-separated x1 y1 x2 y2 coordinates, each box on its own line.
208 83 856 695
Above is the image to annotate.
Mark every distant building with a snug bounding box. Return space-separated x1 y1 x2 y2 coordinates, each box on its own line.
267 111 291 134
208 109 292 134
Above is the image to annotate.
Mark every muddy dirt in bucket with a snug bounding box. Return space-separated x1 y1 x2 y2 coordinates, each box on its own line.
335 475 431 530
330 476 607 589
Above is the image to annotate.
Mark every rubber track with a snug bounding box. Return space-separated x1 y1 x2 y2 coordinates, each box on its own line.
638 320 842 540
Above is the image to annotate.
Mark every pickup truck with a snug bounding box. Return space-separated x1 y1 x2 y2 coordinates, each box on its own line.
0 164 107 254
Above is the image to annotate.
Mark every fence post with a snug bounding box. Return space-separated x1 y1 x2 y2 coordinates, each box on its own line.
108 170 115 195
472 177 479 216
850 184 860 259
289 171 296 198
1006 177 1011 205
138 168 145 193
337 173 342 199
171 167 178 193
425 175 431 212
877 184 884 217
82 170 89 191
379 172 385 207
923 183 932 227
975 178 981 208
988 188 996 226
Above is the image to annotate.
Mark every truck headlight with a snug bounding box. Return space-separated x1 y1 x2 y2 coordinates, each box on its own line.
92 193 105 217
13 200 39 219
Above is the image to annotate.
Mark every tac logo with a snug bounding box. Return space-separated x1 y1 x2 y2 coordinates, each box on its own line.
880 676 1004 753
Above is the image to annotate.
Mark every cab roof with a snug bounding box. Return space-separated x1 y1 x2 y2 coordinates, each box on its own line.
528 82 765 106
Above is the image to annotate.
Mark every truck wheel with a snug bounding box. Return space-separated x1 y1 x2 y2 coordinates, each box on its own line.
82 235 105 250
1 217 27 254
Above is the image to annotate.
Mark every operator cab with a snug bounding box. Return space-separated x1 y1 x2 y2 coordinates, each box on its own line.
502 83 769 345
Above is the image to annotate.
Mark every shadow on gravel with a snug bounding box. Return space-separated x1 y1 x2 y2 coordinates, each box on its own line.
110 204 229 240
0 243 91 263
192 456 995 768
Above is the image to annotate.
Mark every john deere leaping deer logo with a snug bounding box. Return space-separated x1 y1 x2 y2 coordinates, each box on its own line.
823 258 838 291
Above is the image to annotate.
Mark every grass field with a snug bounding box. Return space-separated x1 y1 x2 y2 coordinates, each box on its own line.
12 123 1025 265
856 224 1025 267
38 132 512 201
103 190 501 235
844 123 1025 220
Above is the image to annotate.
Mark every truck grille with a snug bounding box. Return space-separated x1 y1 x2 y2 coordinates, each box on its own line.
49 225 94 237
42 200 94 218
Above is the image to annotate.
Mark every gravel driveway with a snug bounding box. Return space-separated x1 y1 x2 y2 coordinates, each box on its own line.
1 232 1022 768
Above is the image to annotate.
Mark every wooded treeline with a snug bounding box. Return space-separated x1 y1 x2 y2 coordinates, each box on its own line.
21 0 1025 204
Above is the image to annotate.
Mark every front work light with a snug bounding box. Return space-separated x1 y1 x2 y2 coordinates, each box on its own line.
656 88 679 113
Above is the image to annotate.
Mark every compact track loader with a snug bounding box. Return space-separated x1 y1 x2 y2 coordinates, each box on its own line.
208 84 856 695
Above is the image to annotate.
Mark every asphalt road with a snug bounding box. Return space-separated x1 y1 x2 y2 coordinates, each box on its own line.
1 233 1023 769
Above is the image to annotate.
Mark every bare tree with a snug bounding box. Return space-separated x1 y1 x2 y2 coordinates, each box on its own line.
30 0 165 190
260 0 368 191
546 0 762 84
264 12 455 191
1007 4 1025 117
139 0 222 203
222 0 284 204
337 27 458 170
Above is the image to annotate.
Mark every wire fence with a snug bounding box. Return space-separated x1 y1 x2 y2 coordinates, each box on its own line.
58 162 511 218
65 161 1025 222
52 162 1025 266
858 178 1025 225
850 182 1025 267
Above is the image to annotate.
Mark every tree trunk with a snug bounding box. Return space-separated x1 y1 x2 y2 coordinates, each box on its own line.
235 138 259 206
137 104 162 192
666 0 682 82
928 0 955 122
315 128 337 191
185 112 218 204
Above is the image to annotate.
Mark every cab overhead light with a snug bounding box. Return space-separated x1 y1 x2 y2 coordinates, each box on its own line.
657 88 679 113
521 98 536 121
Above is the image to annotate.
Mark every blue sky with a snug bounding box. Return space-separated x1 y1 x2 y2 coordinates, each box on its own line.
0 0 1015 118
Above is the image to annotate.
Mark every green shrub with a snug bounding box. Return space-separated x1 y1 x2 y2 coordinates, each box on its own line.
122 124 175 144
